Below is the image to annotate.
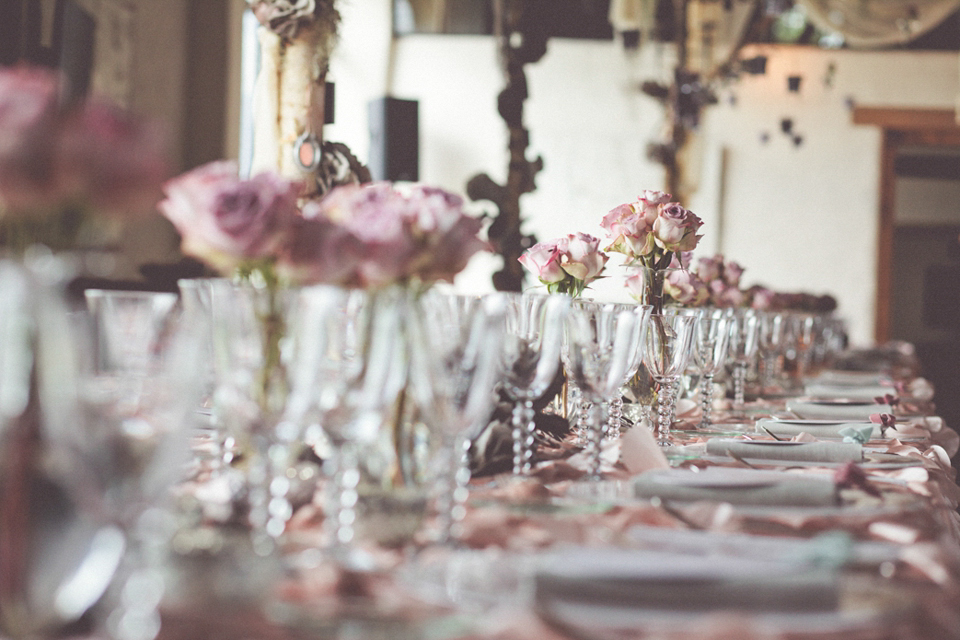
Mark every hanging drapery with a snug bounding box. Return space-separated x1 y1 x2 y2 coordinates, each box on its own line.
798 0 960 48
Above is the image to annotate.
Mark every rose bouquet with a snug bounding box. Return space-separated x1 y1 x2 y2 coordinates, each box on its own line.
518 232 608 297
159 163 488 403
601 190 703 313
694 253 747 308
0 65 169 254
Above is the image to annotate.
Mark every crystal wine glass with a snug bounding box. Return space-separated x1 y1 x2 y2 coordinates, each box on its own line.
790 312 821 383
64 289 204 640
563 300 648 478
690 307 732 430
727 308 760 417
500 292 570 475
757 310 787 395
300 286 410 559
406 290 506 542
644 312 697 446
604 303 651 439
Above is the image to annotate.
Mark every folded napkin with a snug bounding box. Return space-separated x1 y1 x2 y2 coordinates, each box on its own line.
803 384 895 401
787 398 892 421
705 438 863 463
757 418 881 440
632 467 838 507
811 370 891 387
534 548 839 613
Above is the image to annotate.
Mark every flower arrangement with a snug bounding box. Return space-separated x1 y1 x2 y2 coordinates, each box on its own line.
158 165 488 290
601 190 703 314
601 190 703 271
518 232 608 297
0 65 169 253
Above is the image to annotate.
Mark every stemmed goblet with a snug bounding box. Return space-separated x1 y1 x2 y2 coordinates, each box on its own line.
288 285 409 558
691 308 732 430
790 312 820 383
501 293 570 475
728 308 760 417
563 301 648 478
644 313 697 446
407 291 506 542
757 310 787 395
61 289 204 640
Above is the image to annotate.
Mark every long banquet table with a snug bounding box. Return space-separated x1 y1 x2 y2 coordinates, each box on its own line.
156 355 960 640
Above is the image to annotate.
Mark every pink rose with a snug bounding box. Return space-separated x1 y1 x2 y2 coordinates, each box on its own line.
695 255 723 284
410 186 488 284
653 202 703 252
520 233 608 295
748 285 777 311
276 215 365 286
665 269 709 305
709 280 745 308
601 203 655 258
158 160 301 272
0 66 170 218
519 239 567 285
724 260 745 287
561 232 608 282
305 182 488 288
59 100 169 215
669 251 694 270
0 66 63 212
638 190 671 224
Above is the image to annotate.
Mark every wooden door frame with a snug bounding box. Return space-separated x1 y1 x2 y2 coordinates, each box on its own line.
852 107 960 344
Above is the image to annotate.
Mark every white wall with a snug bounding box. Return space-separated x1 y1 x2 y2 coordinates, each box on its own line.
325 3 960 346
691 45 960 346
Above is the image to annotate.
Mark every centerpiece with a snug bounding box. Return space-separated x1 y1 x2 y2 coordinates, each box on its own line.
158 166 489 550
602 191 704 444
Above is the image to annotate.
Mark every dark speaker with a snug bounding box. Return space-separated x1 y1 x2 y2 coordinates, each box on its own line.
368 97 418 182
58 1 96 105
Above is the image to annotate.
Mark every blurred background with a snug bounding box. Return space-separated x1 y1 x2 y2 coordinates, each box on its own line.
4 0 960 421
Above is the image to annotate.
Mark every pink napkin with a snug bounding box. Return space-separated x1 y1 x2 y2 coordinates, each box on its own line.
620 419 670 475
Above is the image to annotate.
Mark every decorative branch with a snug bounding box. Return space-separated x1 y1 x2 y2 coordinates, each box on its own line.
466 0 548 292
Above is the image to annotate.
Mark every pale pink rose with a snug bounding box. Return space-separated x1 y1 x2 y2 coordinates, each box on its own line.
59 100 169 215
669 251 694 270
653 202 703 252
709 280 745 308
665 269 709 305
158 160 301 272
561 232 608 282
519 239 567 285
638 190 672 224
724 260 745 287
0 66 64 212
305 182 488 288
601 203 655 258
696 255 723 284
276 215 365 286
748 285 777 311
